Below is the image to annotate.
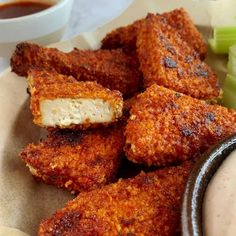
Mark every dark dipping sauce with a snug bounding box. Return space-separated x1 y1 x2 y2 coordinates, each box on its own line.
0 1 52 19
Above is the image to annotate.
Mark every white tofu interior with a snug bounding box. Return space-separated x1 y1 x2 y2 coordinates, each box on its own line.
40 98 114 126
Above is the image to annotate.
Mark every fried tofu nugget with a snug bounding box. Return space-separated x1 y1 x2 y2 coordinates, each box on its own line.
38 161 193 236
102 8 206 58
102 18 143 51
123 95 138 116
10 42 142 97
20 125 125 194
27 69 77 94
161 8 206 59
137 13 219 100
125 84 236 166
28 69 123 129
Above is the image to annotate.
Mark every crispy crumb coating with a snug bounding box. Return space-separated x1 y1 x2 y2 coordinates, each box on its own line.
20 125 125 194
102 18 143 52
27 69 77 94
28 69 123 129
161 8 206 59
137 13 219 100
101 8 206 58
38 161 193 236
10 42 142 97
125 84 236 166
123 95 138 115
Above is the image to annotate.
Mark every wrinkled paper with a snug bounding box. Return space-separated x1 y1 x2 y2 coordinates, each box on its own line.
0 0 235 235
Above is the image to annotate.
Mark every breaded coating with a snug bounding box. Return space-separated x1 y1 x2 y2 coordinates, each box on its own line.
28 69 123 129
161 8 206 59
10 42 142 97
125 84 236 166
38 162 193 236
20 125 125 194
101 8 207 58
27 69 77 94
123 94 138 116
137 13 219 100
102 18 143 52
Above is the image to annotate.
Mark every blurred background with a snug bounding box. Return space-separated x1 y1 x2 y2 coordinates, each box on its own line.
64 0 132 39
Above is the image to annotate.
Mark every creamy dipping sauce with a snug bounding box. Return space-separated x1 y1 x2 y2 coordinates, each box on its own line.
203 149 236 236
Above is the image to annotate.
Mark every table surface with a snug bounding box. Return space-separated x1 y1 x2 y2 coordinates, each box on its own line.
0 0 132 73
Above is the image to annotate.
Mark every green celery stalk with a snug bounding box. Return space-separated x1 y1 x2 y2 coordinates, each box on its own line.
209 38 230 54
223 88 236 109
229 44 236 57
227 44 236 76
224 74 236 90
228 52 236 63
214 27 236 37
227 63 236 77
223 74 236 109
228 54 236 76
209 27 236 54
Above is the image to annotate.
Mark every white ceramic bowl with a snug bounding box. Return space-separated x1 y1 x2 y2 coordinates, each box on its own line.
0 0 73 58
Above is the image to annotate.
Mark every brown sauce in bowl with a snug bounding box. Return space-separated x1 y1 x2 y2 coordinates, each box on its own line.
0 1 52 19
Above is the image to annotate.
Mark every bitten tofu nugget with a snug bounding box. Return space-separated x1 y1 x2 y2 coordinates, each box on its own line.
10 42 142 97
20 125 125 194
102 8 207 59
137 13 219 100
28 70 123 129
38 161 193 236
125 84 236 166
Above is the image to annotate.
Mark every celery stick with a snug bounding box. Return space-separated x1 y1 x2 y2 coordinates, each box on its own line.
228 53 236 66
223 74 236 109
215 38 236 44
214 27 236 37
209 27 236 54
223 88 236 109
215 35 236 38
223 75 236 107
227 45 236 76
224 74 236 90
208 38 229 54
227 61 236 77
214 35 236 40
228 53 236 76
229 44 236 57
209 39 218 53
214 26 236 33
228 52 236 61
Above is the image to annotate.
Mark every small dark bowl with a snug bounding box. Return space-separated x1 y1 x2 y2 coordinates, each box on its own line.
181 134 236 236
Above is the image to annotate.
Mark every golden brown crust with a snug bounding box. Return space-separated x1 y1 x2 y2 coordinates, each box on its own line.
10 43 142 97
125 84 236 166
38 162 193 236
20 125 125 194
28 69 123 129
161 8 206 59
123 95 138 115
28 69 77 94
101 9 206 58
137 13 219 100
101 18 143 51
